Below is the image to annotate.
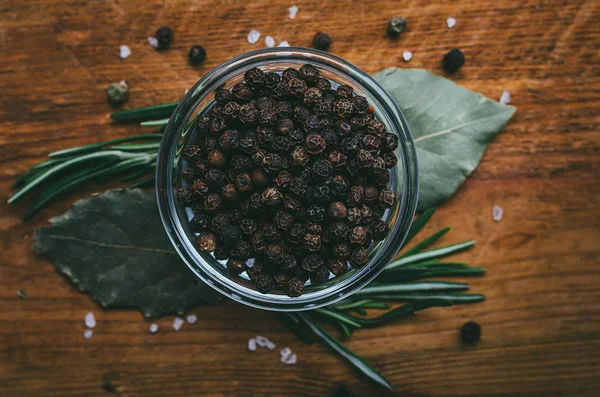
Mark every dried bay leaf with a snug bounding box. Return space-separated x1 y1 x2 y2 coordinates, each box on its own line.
33 189 221 317
373 68 516 211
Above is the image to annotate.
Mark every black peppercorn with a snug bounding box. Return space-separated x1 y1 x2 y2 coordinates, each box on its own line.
155 26 173 49
183 145 203 161
282 68 299 82
293 105 312 122
368 119 386 137
351 117 370 132
261 187 283 206
190 179 209 198
273 271 292 287
443 49 465 73
301 254 324 272
311 266 330 284
261 152 283 174
315 77 331 91
259 107 278 126
271 136 291 153
230 240 251 259
306 205 325 222
231 82 254 103
312 185 331 202
362 135 381 152
349 248 369 268
198 232 217 252
328 222 350 241
223 101 241 120
239 104 259 125
304 87 323 107
328 259 348 276
203 193 223 213
221 183 239 202
336 85 353 99
256 126 274 148
313 31 332 51
264 71 281 88
321 129 339 149
330 175 350 197
386 17 406 38
281 254 297 271
251 168 269 187
290 146 310 167
205 169 225 186
375 169 391 187
265 244 284 263
328 202 347 220
347 185 364 206
226 258 246 275
379 188 396 207
288 223 307 244
210 105 225 118
251 232 266 254
351 96 369 114
209 116 228 136
461 321 481 344
206 149 227 168
188 45 206 65
287 78 308 99
346 207 362 226
191 213 211 232
245 261 263 281
363 185 379 204
332 243 351 259
305 133 326 155
276 118 295 136
240 218 258 235
254 273 275 293
305 221 323 235
274 211 294 231
197 116 211 133
214 246 231 262
217 130 239 152
312 159 333 180
303 233 322 252
219 224 242 246
231 172 252 194
380 132 398 152
350 225 370 247
285 277 305 297
356 149 374 168
244 67 266 88
215 88 231 104
371 219 388 241
298 64 320 84
383 152 398 168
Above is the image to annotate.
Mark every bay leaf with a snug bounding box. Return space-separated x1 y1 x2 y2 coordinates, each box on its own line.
33 189 221 317
373 68 516 211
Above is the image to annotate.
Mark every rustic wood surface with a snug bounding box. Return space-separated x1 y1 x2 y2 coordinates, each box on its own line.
1 0 599 396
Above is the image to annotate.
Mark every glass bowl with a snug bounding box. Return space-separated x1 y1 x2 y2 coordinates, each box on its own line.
156 48 418 311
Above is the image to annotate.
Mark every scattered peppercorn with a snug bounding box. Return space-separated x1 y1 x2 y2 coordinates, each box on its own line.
188 45 206 65
178 63 399 296
386 17 407 38
313 32 332 51
106 81 128 106
443 49 465 73
460 321 481 344
155 26 173 50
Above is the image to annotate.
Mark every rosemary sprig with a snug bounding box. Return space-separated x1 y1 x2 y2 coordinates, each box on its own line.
110 102 179 121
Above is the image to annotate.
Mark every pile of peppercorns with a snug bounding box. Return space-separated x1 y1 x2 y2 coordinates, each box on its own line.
176 64 398 297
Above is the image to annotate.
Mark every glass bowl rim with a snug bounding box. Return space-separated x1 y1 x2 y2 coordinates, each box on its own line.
156 47 419 311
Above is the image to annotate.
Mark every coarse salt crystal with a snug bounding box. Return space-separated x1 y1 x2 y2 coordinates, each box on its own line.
280 347 292 359
447 17 457 29
247 29 261 45
186 314 198 324
119 45 131 59
283 353 297 364
246 258 256 268
84 312 96 328
403 50 413 62
149 323 159 333
173 317 184 331
265 36 276 48
278 41 290 47
148 36 158 49
265 340 276 350
492 205 504 222
255 335 269 347
288 5 299 19
500 91 511 105
83 329 93 339
248 338 257 351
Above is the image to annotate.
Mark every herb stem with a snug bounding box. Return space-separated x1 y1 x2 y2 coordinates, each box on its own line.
353 281 470 297
297 313 394 392
341 299 453 327
49 134 163 158
314 308 362 328
385 241 475 271
400 226 450 258
110 102 179 121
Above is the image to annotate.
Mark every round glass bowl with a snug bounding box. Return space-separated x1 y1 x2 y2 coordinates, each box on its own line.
156 48 418 311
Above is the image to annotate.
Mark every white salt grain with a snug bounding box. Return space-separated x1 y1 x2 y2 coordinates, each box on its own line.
173 317 184 331
265 340 276 350
283 353 297 364
246 258 255 268
83 329 93 339
186 314 198 324
149 323 159 333
247 29 261 44
288 5 299 19
265 36 276 48
255 335 269 347
402 50 413 62
492 205 504 222
500 91 511 105
280 347 292 360
147 36 158 49
278 41 290 47
248 338 257 351
84 312 96 328
447 17 457 29
119 45 131 59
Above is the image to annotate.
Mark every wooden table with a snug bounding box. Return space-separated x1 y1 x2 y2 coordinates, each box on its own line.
1 1 599 395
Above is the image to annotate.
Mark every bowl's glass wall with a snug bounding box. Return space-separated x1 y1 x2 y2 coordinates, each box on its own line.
156 48 418 311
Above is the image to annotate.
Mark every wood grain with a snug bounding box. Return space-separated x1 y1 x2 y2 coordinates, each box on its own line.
1 0 599 396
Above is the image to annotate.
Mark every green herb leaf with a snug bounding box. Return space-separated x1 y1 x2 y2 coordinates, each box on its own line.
386 240 475 271
342 299 453 327
367 293 486 304
297 313 394 392
404 207 436 245
33 189 221 317
400 226 450 258
374 68 516 211
275 313 315 345
353 281 470 297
